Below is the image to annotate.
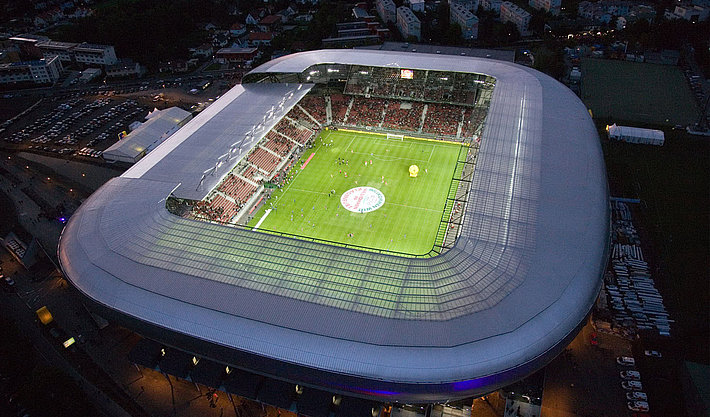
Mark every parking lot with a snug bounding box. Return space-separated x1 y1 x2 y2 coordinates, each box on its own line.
0 72 236 165
1 95 149 161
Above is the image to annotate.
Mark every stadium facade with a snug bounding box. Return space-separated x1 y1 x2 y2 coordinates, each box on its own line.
58 50 609 403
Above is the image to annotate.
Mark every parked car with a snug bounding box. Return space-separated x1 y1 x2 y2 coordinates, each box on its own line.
644 350 662 358
622 380 643 390
620 370 641 380
626 391 648 401
617 356 635 366
627 401 649 412
1 275 15 292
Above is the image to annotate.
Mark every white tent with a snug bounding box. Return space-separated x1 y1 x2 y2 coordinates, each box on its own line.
607 123 665 146
103 107 192 163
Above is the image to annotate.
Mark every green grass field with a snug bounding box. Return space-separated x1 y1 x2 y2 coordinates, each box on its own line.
581 59 699 126
247 130 463 256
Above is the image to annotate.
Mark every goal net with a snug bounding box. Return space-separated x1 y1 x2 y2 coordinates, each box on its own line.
386 133 404 141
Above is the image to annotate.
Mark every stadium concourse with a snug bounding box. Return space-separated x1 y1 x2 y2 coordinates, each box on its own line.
58 49 609 409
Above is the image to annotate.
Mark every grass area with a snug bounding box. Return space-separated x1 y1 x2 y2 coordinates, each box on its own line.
247 130 463 256
203 62 222 71
603 126 709 363
581 59 699 126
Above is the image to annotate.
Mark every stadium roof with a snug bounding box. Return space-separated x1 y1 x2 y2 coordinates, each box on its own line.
59 49 608 401
358 43 515 62
122 83 312 200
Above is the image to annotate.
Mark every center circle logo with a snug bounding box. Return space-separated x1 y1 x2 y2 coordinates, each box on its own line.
340 187 385 213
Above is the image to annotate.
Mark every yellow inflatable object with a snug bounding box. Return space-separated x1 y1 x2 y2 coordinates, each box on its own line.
409 165 419 177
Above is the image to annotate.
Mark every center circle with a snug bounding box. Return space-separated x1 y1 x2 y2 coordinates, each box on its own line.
340 186 385 213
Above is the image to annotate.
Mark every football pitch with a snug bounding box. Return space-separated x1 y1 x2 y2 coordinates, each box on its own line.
247 130 464 256
581 58 699 126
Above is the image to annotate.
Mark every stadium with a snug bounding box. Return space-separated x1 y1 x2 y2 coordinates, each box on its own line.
58 49 609 406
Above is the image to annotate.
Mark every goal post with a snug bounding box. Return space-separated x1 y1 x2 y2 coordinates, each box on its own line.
386 133 404 141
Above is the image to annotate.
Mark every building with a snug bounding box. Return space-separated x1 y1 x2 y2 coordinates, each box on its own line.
500 1 532 36
215 47 259 66
229 23 247 38
450 0 480 12
324 21 391 46
78 67 102 83
59 49 608 404
397 6 421 41
73 43 118 66
105 58 145 78
190 43 214 59
102 107 193 163
0 56 62 85
35 40 118 66
607 124 665 145
8 34 49 59
36 40 76 63
668 4 709 21
258 15 282 33
408 0 426 12
528 0 561 15
376 0 397 23
480 0 503 12
450 3 479 39
248 32 274 47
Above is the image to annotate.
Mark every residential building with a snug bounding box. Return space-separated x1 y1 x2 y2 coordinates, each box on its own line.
480 0 503 12
408 0 426 12
578 1 655 23
377 0 397 22
259 15 282 33
0 56 62 85
215 47 260 66
230 23 246 37
450 0 480 12
397 6 421 41
500 1 532 36
190 44 214 59
105 58 145 78
669 4 709 21
450 3 479 39
528 0 561 15
73 43 118 66
248 32 274 47
212 32 231 48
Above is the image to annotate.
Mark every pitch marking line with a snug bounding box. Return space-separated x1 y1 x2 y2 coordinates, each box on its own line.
253 208 272 230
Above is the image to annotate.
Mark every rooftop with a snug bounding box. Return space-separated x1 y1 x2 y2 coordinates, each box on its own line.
59 49 608 401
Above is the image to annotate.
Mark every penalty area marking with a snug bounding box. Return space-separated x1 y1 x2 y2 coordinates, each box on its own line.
252 209 272 230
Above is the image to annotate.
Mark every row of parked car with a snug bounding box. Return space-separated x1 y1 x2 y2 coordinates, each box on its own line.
617 350 662 415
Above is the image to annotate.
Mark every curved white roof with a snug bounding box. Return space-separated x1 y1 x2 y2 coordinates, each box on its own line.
58 50 608 401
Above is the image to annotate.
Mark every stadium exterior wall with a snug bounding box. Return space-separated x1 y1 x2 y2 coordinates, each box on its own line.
72 283 595 402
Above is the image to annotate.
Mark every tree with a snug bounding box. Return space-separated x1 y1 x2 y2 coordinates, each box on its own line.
443 23 462 45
